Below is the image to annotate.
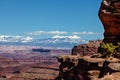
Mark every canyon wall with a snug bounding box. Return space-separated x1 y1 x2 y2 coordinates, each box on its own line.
72 40 102 56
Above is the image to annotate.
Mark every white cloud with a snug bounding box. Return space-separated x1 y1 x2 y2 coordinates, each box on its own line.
25 30 102 36
52 35 88 43
0 35 33 43
52 35 81 39
25 30 67 35
72 31 101 35
21 36 33 43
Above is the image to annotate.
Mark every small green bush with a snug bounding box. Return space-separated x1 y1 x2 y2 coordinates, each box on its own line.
99 42 120 58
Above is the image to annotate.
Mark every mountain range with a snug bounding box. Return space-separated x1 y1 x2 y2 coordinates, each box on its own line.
0 35 88 49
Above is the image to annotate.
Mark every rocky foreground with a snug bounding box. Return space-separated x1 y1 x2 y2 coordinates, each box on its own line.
57 55 120 80
56 40 120 80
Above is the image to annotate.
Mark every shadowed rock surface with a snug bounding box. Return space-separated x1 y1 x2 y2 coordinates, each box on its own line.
57 55 120 80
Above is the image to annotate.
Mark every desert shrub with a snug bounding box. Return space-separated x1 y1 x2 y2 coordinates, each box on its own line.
114 42 120 58
100 42 116 58
100 42 120 58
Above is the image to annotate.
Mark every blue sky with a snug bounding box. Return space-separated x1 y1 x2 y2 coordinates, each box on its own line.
0 0 103 40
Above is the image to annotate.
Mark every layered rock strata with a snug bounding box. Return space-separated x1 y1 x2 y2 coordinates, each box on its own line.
99 0 120 45
8 65 59 80
0 56 21 79
57 55 120 80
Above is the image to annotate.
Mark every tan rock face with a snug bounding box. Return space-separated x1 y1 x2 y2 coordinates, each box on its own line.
99 0 120 44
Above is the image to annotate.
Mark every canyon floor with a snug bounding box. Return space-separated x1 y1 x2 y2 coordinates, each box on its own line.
0 45 71 80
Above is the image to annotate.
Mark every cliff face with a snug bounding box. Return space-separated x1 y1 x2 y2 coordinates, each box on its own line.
57 55 120 80
72 40 102 56
99 0 120 44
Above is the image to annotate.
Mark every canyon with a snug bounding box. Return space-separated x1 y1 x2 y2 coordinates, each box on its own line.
0 0 120 80
0 45 71 80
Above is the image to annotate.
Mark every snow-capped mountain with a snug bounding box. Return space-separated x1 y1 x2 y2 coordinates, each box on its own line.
0 35 88 48
0 35 33 43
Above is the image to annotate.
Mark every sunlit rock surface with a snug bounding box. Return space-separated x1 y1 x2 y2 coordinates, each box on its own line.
57 55 120 80
99 0 120 44
72 40 102 56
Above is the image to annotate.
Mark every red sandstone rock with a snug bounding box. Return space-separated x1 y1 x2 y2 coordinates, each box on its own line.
0 56 21 78
99 0 120 44
57 55 120 80
72 40 102 56
7 65 59 80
